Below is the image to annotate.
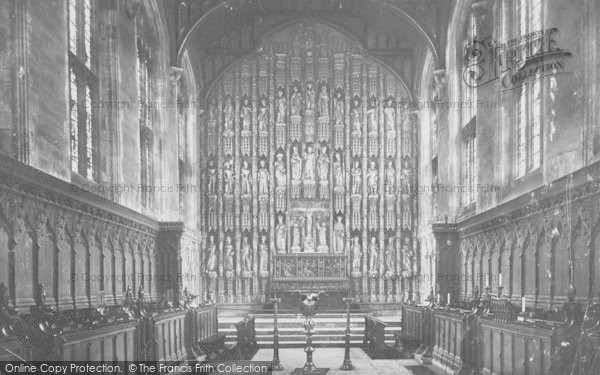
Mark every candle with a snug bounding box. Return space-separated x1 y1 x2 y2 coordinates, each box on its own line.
521 297 526 313
447 293 451 305
499 273 503 287
437 294 441 303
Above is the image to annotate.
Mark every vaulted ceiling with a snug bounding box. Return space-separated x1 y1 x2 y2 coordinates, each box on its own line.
165 0 451 100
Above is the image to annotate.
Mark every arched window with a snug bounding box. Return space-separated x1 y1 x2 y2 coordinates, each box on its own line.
136 11 154 209
68 0 97 180
515 0 543 178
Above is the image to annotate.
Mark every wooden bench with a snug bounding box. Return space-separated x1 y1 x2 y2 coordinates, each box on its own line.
235 317 257 359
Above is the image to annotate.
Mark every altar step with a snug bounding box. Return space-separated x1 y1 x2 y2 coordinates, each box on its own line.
218 313 402 348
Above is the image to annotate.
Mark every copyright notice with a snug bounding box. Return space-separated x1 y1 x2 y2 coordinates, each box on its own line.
0 361 273 375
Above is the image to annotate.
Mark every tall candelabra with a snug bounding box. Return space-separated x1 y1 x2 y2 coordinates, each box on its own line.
340 297 355 370
270 297 283 371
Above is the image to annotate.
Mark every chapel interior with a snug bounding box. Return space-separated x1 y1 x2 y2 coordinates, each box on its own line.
0 0 599 374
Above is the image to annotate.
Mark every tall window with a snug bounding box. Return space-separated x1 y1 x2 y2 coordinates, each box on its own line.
462 11 478 207
178 91 187 215
136 13 153 209
516 0 543 177
463 131 477 206
68 0 97 179
462 12 478 124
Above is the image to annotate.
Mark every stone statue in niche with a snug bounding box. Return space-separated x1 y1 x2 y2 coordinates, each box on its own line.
275 153 287 188
384 99 396 134
402 191 412 230
291 219 302 253
240 160 252 195
275 215 286 253
333 216 345 254
258 97 269 132
291 145 303 182
257 160 270 195
351 98 362 135
291 85 302 116
333 90 344 125
303 213 315 253
303 145 316 181
208 98 218 123
206 160 217 195
223 96 234 133
205 235 217 273
317 145 329 184
240 236 252 274
351 160 362 195
276 88 287 123
240 97 252 132
402 236 413 275
351 236 362 274
318 84 329 118
367 97 378 134
317 221 328 253
223 235 235 275
400 157 413 189
333 152 344 188
259 235 269 274
208 197 217 229
367 160 378 196
385 239 395 274
368 237 379 272
305 81 315 111
384 160 395 194
223 160 234 195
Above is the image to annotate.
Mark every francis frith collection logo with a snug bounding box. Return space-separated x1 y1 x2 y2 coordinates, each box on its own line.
463 27 572 91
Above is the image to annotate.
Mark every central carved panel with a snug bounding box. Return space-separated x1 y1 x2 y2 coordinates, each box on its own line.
202 21 417 304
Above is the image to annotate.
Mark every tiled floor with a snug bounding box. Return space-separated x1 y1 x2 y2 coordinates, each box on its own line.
252 348 438 375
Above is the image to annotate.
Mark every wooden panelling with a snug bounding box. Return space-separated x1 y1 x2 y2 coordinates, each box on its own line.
479 320 553 375
60 321 137 362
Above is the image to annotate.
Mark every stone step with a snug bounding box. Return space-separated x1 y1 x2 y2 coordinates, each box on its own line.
245 340 398 348
218 312 402 348
218 326 402 334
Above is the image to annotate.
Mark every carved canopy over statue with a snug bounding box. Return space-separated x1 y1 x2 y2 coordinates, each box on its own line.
201 21 416 303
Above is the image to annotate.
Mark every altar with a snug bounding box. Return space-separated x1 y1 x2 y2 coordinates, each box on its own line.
270 253 350 311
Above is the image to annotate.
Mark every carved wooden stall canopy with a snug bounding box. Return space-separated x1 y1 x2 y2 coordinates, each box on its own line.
200 21 418 304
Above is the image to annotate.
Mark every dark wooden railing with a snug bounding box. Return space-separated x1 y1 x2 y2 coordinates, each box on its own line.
0 304 222 363
364 315 388 353
398 298 600 375
235 316 257 359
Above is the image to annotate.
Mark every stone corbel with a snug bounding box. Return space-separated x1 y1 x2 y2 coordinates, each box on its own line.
124 0 143 19
169 66 184 85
